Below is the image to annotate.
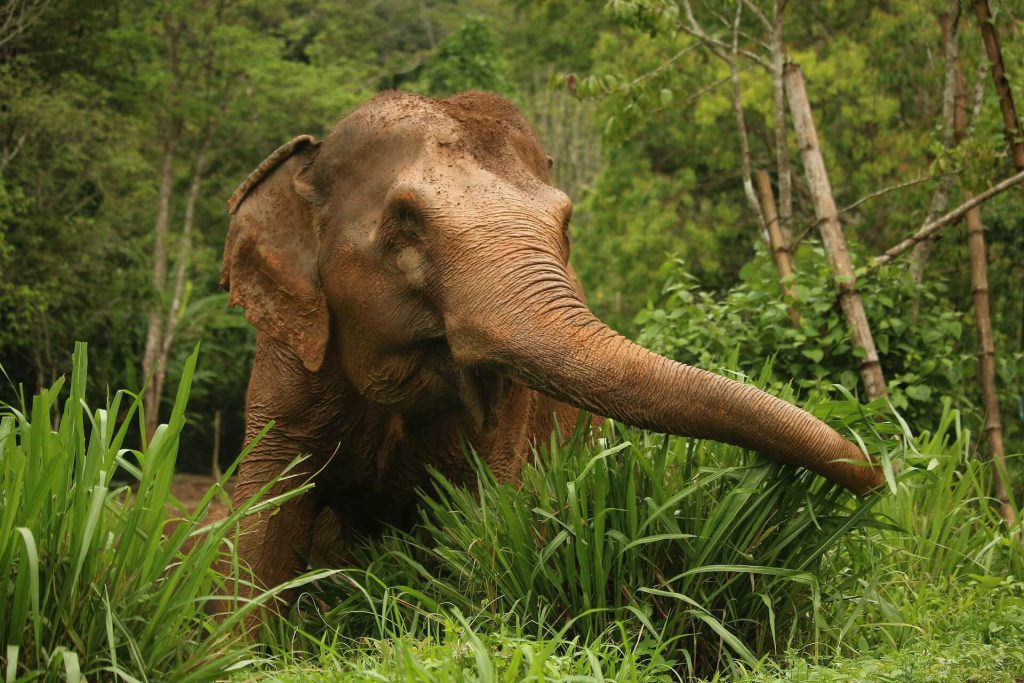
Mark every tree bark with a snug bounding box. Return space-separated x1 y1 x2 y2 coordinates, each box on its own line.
142 130 178 437
910 4 961 317
755 170 799 326
771 0 793 246
973 0 1024 182
784 62 888 400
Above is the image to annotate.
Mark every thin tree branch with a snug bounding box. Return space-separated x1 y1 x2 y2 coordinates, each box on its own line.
626 43 702 90
792 173 940 248
742 0 772 32
770 0 793 246
872 168 1024 268
727 2 765 228
681 0 771 68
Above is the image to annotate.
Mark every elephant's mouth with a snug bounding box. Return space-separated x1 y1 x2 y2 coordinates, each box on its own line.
417 334 509 432
455 362 508 432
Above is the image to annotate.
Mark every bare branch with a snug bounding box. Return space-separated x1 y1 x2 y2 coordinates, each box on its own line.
626 43 701 90
792 173 940 248
0 0 51 50
742 0 772 32
726 1 765 228
0 130 29 173
842 174 937 216
680 72 738 108
872 168 1024 268
770 0 793 245
681 0 771 68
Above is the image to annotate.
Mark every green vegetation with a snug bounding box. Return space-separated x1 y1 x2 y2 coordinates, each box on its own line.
8 345 1021 680
0 344 329 681
2 0 1023 679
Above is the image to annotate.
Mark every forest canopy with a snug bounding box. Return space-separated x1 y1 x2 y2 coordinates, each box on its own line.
1 0 1021 472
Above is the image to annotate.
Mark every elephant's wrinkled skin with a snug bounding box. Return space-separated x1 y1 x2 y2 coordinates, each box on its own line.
221 90 883 598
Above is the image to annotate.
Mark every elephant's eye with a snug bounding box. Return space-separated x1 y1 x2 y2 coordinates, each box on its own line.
389 201 425 243
397 205 418 231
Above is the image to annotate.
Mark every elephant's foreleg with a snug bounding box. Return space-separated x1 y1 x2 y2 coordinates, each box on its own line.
231 449 319 620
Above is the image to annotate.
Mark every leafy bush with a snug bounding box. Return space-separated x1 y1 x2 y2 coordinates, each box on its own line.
636 249 1023 443
0 343 322 681
270 365 1022 680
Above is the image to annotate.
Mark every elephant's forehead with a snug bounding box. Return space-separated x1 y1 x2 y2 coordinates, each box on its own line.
329 91 551 194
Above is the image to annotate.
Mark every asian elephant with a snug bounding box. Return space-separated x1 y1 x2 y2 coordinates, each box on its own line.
221 90 883 599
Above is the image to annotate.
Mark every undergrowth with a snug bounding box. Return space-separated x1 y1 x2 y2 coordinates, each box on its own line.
269 366 1022 680
0 343 329 682
2 345 1022 681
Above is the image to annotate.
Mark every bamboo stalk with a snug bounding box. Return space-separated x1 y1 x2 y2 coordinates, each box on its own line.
973 0 1024 183
754 170 800 326
785 62 888 400
965 199 1016 524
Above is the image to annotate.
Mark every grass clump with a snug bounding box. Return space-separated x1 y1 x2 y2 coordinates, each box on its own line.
281 380 894 678
274 371 1022 680
4 346 1021 681
0 343 323 682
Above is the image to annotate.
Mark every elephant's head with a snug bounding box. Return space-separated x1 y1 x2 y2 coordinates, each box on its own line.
222 91 883 495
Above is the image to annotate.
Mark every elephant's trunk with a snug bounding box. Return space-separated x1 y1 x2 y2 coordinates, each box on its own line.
443 242 884 496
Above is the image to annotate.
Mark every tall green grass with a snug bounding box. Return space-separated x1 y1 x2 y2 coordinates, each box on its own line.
279 374 1021 680
3 345 1020 681
0 343 328 682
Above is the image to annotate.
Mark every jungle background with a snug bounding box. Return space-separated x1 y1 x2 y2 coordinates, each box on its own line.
2 0 1023 469
2 0 1024 680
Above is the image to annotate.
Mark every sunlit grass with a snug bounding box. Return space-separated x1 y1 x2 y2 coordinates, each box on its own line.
3 346 1021 681
0 343 329 682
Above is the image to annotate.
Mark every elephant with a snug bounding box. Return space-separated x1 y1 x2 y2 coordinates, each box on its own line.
220 90 884 601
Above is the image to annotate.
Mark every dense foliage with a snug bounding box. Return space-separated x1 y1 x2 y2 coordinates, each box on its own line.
3 347 1022 680
0 344 332 680
1 0 1021 468
2 0 1024 679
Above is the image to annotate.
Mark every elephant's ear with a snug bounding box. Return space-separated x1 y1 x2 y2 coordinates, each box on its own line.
221 135 328 372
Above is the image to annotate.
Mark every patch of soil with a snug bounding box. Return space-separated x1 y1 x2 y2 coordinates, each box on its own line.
171 473 234 512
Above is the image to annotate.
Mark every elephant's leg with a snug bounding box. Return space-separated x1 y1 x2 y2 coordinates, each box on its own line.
309 506 353 567
230 447 320 619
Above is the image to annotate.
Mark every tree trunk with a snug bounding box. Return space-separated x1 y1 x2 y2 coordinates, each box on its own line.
973 0 1024 182
152 143 208 415
771 0 793 246
724 3 763 228
142 131 178 438
784 63 888 400
754 170 800 326
911 4 962 319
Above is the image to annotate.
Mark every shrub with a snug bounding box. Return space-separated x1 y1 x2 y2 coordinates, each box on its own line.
635 249 1023 446
0 343 323 681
